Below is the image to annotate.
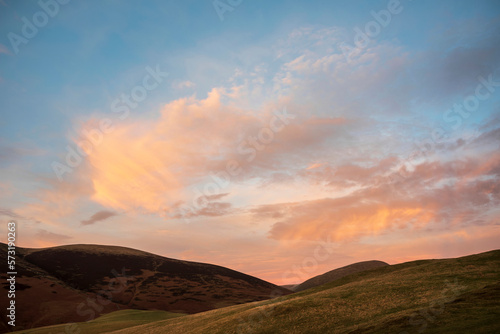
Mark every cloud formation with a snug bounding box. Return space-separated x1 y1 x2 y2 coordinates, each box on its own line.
81 210 118 226
75 87 348 216
0 208 21 218
7 15 500 284
267 134 500 241
35 229 72 243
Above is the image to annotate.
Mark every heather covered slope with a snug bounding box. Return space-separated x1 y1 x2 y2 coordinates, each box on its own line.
96 249 499 334
18 244 291 312
0 243 125 332
0 243 290 332
293 260 389 292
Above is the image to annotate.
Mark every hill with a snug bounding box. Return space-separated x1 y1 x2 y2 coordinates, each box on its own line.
12 309 186 334
26 249 498 334
0 243 290 332
293 260 389 292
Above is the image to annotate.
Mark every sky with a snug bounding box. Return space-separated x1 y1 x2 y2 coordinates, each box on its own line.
1 0 500 285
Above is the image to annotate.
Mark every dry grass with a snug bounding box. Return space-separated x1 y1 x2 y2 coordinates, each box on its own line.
14 249 500 334
14 309 186 334
108 249 500 334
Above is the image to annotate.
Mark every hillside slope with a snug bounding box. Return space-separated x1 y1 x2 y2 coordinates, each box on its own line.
12 309 186 334
293 260 389 292
0 243 290 332
0 243 126 332
91 249 499 334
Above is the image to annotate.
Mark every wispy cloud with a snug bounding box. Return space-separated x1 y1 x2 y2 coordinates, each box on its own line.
0 208 21 218
174 80 196 89
267 134 500 241
81 210 118 226
35 229 72 243
0 144 45 167
0 43 11 55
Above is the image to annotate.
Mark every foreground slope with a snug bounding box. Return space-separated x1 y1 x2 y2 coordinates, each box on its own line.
0 243 290 332
14 309 186 334
293 260 389 292
97 249 499 334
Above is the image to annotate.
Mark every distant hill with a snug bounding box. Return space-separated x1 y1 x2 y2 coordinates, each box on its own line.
26 249 498 334
293 260 389 292
0 243 290 333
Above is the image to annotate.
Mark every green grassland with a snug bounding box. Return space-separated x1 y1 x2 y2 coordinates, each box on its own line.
15 249 500 334
14 309 186 334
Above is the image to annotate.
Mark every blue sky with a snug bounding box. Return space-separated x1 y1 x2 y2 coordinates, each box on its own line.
1 0 500 283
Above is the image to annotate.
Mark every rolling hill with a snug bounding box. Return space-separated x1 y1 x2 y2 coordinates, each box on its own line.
0 243 290 332
20 249 499 333
292 260 389 292
11 309 187 334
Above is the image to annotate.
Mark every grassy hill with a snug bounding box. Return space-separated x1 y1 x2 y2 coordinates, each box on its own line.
293 260 389 292
14 309 186 334
23 249 498 334
0 243 290 332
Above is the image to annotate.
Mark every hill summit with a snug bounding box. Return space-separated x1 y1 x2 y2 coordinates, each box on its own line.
293 260 389 292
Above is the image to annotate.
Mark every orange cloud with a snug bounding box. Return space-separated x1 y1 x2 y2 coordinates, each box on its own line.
78 88 249 213
86 123 185 213
306 163 323 170
268 200 434 242
268 149 500 242
74 89 348 215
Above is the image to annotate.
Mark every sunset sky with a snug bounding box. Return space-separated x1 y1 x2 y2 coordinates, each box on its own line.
1 0 500 284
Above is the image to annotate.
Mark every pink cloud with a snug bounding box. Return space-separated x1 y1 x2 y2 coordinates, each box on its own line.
267 150 500 242
68 89 349 216
0 43 11 55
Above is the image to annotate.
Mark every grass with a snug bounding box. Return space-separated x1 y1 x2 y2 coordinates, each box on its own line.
350 280 500 334
14 309 186 334
15 249 500 334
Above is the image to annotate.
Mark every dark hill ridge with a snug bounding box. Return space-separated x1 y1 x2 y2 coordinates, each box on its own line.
293 260 389 292
0 243 290 332
0 243 126 333
21 244 282 294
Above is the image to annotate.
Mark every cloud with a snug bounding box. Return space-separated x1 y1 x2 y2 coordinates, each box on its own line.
170 193 233 219
416 17 500 102
185 201 232 218
267 143 500 241
300 156 399 189
25 20 500 269
0 207 43 224
306 163 324 170
205 193 230 201
81 210 118 226
0 144 45 167
0 208 21 218
16 171 95 225
35 229 72 243
38 21 497 227
0 43 11 55
75 88 349 215
174 80 195 89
